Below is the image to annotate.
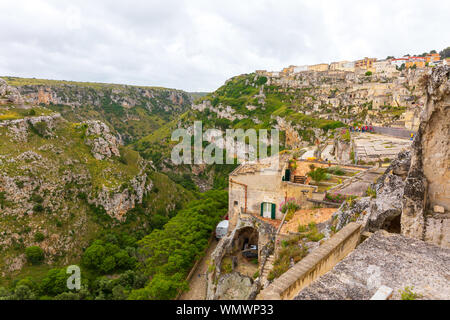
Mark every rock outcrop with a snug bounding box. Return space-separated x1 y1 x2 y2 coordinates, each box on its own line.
0 78 23 105
92 169 153 221
214 272 259 300
295 231 450 300
0 114 63 142
402 66 449 247
84 120 121 160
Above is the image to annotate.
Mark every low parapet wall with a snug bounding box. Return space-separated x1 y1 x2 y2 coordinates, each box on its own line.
258 222 362 300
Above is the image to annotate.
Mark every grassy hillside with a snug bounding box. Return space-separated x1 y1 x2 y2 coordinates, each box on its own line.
2 76 193 144
0 111 194 282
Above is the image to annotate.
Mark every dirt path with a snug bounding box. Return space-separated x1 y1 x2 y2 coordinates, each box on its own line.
179 239 219 300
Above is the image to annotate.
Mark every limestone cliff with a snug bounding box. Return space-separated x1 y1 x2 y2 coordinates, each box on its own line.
1 76 193 143
0 83 155 275
402 66 450 246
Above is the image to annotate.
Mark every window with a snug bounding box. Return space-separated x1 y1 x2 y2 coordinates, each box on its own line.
262 203 271 217
234 201 239 206
260 202 276 220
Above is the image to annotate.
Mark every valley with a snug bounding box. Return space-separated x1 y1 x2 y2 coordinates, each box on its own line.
0 52 449 300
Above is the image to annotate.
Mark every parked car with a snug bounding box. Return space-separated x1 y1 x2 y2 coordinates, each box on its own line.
215 220 229 240
242 244 258 259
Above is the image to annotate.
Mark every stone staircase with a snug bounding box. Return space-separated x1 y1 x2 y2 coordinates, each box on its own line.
261 254 275 283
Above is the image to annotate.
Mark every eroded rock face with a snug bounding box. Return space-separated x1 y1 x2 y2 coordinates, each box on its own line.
402 66 450 246
214 272 259 300
91 171 153 221
0 78 23 105
0 114 62 142
84 120 121 160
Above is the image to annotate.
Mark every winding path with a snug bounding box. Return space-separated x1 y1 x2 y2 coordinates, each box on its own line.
179 239 219 300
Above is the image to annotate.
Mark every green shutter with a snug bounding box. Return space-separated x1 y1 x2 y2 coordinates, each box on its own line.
260 203 264 217
271 203 276 220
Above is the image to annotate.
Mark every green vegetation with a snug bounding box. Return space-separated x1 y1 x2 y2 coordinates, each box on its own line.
268 235 308 281
307 166 328 183
399 286 421 300
281 199 300 222
297 222 325 242
366 186 377 198
327 166 345 176
221 257 233 274
0 190 227 300
128 190 228 300
25 246 44 265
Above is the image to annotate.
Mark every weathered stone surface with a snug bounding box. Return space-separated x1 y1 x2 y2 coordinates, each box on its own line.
84 120 121 160
402 66 450 243
0 78 23 105
91 170 153 221
214 272 259 300
0 114 62 142
434 205 445 214
295 231 450 300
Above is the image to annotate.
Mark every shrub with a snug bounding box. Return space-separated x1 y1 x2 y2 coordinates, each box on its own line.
366 186 377 198
221 257 233 274
399 286 421 300
33 204 44 213
82 240 136 274
365 71 373 76
25 246 44 265
308 168 328 183
327 166 345 176
40 268 69 296
34 232 45 242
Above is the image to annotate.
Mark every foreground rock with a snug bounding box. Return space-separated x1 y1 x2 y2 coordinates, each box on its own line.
295 231 450 300
402 66 450 246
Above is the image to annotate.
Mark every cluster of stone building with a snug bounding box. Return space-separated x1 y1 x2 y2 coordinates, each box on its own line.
257 53 450 78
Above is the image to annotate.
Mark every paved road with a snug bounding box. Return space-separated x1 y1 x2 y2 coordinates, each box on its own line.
179 239 219 300
372 126 416 140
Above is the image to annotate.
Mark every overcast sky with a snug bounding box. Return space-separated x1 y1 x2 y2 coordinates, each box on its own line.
0 0 449 92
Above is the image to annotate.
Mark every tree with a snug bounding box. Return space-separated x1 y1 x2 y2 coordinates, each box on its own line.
40 268 68 296
430 50 437 54
82 239 136 274
25 246 44 265
440 47 450 59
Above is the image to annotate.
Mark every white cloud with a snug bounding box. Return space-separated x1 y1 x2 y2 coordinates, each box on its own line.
0 0 448 91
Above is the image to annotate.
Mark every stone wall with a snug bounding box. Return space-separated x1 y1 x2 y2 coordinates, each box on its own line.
257 222 362 300
228 160 316 221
